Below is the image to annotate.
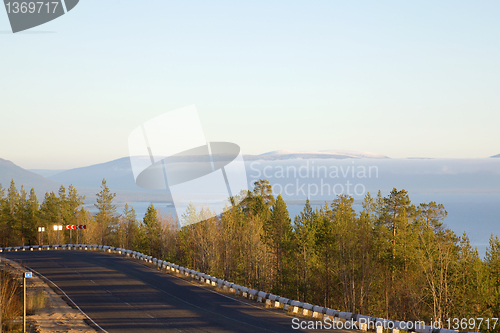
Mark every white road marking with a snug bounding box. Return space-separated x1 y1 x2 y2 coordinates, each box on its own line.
137 261 287 316
26 266 109 333
133 262 278 332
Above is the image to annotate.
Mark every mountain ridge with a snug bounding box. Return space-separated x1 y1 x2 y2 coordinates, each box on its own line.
48 157 140 191
254 149 388 160
44 149 389 196
1 157 169 204
0 158 61 195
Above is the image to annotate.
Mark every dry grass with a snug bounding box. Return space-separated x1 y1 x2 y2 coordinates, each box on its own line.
1 269 22 331
27 290 46 315
0 267 46 332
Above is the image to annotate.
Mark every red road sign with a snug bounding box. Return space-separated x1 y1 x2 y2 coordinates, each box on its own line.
65 225 86 230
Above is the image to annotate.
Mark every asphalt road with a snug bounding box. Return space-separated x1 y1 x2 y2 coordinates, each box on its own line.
3 250 346 333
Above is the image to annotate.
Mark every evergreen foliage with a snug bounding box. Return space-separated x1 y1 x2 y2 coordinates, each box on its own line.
0 178 498 329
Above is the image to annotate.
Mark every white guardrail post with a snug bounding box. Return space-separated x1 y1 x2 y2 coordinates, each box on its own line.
0 245 480 333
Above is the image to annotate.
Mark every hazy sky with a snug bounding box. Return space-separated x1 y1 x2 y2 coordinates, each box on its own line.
1 0 499 169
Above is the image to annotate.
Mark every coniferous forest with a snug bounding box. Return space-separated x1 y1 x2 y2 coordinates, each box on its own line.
1 178 499 330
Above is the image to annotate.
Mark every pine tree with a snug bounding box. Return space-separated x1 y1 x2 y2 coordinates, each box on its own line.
253 179 275 207
121 204 138 250
418 201 447 232
331 194 358 312
378 188 412 261
314 202 335 308
293 198 318 303
25 188 39 245
264 194 293 295
143 203 161 257
456 233 487 318
0 184 7 247
67 185 85 243
355 192 379 314
75 207 92 244
40 191 62 244
6 180 20 245
485 235 500 320
94 179 118 245
67 185 85 223
181 202 199 227
417 223 459 322
375 188 413 317
15 186 28 245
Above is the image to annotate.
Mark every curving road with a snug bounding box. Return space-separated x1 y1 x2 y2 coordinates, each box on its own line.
3 250 346 333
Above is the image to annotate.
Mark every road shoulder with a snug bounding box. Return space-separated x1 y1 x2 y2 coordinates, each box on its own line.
2 256 97 333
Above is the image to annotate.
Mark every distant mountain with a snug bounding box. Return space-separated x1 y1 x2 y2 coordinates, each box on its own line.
246 149 388 160
492 154 500 158
48 157 140 191
43 158 170 203
29 169 66 178
0 158 169 204
47 149 389 191
0 158 61 194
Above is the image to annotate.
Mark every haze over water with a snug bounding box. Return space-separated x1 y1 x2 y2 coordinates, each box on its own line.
86 157 500 258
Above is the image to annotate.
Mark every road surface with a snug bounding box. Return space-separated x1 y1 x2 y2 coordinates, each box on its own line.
3 250 347 333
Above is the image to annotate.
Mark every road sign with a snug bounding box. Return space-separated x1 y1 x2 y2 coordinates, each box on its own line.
66 225 87 230
23 271 33 332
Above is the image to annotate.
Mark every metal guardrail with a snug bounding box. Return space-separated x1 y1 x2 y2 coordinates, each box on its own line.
0 244 478 333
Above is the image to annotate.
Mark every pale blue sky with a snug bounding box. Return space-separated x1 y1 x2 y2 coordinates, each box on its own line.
1 0 499 169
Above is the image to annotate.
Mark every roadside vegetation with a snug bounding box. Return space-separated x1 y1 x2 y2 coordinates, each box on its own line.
0 179 499 331
0 265 46 332
0 268 22 332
